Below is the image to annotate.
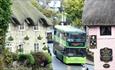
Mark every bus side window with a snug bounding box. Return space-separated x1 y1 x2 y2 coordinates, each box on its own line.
57 31 60 37
54 30 56 35
62 33 67 40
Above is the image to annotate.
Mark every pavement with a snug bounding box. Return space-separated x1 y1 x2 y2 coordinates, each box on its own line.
86 59 94 65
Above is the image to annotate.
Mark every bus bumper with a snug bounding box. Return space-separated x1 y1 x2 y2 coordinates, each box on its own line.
63 56 86 64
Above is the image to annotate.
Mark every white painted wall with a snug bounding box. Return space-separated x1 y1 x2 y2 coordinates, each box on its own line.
87 26 115 70
5 22 48 54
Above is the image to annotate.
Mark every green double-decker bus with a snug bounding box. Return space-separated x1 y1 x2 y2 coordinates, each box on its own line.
53 25 86 64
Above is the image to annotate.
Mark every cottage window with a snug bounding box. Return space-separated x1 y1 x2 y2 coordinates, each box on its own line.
6 42 12 52
33 24 39 31
34 43 39 52
19 23 25 30
100 26 111 35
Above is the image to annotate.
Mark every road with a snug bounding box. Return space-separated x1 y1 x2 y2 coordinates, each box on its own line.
48 44 94 70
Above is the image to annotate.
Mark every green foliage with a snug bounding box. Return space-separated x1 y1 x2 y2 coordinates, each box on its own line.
42 45 48 50
42 9 55 17
32 52 52 67
3 48 13 67
31 0 55 18
8 36 13 41
31 0 43 12
37 35 42 40
26 54 35 65
18 48 24 53
44 52 52 64
63 0 84 27
18 54 27 62
0 0 12 52
0 36 4 45
18 54 35 65
0 56 4 70
24 35 29 40
12 53 18 61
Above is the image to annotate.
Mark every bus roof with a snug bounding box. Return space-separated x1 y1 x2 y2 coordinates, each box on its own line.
55 25 85 33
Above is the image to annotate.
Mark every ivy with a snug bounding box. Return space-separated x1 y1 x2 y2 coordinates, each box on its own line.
0 0 12 52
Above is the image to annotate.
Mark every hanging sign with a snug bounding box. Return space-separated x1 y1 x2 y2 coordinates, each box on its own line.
103 64 110 68
100 47 112 62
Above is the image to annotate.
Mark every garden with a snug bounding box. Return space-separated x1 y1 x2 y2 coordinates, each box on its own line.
0 49 52 70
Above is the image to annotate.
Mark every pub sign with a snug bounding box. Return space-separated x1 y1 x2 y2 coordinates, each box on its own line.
100 47 112 62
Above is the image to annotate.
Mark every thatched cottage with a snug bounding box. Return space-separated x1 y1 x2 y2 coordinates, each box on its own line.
82 0 115 70
5 0 52 54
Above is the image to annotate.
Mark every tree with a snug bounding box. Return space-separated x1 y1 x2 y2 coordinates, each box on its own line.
0 0 12 53
31 0 55 18
63 0 84 27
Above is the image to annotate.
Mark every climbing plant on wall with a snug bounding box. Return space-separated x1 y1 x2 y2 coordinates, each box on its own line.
0 0 12 53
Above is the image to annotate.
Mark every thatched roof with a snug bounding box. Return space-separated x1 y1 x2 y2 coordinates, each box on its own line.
11 0 52 26
82 0 115 26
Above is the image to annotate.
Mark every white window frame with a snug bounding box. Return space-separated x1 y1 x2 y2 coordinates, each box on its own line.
19 23 25 31
33 23 39 31
34 43 39 52
6 42 12 52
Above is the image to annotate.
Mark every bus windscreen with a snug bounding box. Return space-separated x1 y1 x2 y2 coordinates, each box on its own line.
64 48 86 57
67 33 86 42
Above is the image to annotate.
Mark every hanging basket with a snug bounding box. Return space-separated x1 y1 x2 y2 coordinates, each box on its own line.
37 35 42 40
8 36 13 41
24 35 29 40
42 45 48 50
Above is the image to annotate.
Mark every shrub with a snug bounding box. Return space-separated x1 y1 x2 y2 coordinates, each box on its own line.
32 52 45 66
0 57 4 70
32 52 52 67
3 48 13 67
12 53 18 61
44 52 52 64
26 54 35 65
18 54 35 67
18 54 27 62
